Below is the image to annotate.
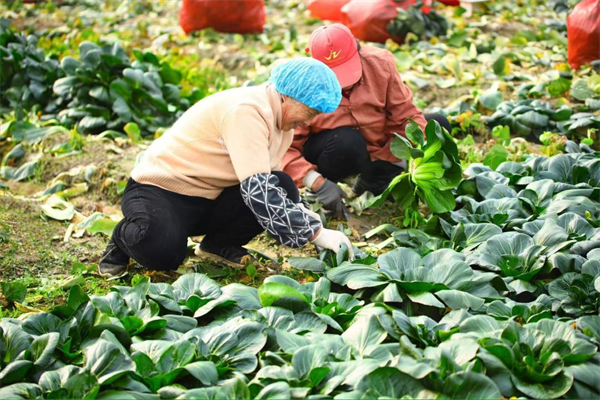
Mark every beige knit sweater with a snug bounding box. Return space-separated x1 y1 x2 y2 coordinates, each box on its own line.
131 84 293 199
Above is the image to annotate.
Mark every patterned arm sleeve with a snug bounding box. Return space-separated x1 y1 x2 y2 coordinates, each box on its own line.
240 173 322 248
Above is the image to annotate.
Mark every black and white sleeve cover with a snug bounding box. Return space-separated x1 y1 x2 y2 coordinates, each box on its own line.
240 173 321 247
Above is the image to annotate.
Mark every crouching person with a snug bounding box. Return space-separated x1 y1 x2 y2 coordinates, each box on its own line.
98 58 352 279
283 24 452 219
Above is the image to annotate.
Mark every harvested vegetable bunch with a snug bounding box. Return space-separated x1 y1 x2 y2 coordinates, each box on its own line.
367 119 462 214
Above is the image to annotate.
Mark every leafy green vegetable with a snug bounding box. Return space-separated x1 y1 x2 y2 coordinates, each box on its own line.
0 23 63 116
387 1 448 40
0 280 27 303
548 259 600 317
367 119 462 214
327 248 496 312
52 42 190 136
472 319 598 399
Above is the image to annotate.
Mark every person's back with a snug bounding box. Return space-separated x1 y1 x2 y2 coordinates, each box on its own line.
132 84 290 199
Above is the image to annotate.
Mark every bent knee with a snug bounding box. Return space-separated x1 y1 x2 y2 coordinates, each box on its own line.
119 219 187 271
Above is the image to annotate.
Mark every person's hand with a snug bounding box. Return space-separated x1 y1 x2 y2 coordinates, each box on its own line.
313 178 349 219
311 228 354 260
297 203 322 223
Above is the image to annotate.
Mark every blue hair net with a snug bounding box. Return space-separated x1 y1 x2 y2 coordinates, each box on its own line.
269 58 341 114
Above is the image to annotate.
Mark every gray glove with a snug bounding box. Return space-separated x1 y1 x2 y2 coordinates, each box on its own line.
315 179 348 219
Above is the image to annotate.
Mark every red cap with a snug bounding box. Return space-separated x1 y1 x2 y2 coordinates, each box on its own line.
307 24 362 88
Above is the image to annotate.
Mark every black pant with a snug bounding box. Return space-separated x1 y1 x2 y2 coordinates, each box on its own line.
111 171 298 271
303 113 451 195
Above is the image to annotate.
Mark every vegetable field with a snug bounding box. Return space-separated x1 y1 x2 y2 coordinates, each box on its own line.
1 0 600 399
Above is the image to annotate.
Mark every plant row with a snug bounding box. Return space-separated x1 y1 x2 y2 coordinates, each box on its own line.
1 268 599 399
1 19 203 137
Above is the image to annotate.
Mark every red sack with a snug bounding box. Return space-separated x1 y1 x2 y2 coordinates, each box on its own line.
567 0 600 70
179 0 266 34
341 0 416 43
421 0 433 14
438 0 460 5
307 0 351 22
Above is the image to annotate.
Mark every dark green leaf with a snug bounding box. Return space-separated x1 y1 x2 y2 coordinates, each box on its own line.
0 360 34 385
405 120 424 147
480 87 503 110
184 361 218 386
0 280 27 303
83 339 136 385
0 383 42 399
26 332 60 368
443 371 502 399
390 135 413 160
421 186 456 214
356 367 423 398
287 257 327 273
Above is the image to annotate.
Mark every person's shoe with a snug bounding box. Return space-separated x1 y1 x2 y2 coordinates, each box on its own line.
352 175 369 196
98 241 129 280
194 239 251 269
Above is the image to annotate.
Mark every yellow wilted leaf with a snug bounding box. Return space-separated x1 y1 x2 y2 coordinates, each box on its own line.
456 110 473 124
240 255 254 265
15 303 45 314
555 63 570 72
385 39 401 52
405 32 419 45
58 182 89 199
102 178 116 190
429 37 439 45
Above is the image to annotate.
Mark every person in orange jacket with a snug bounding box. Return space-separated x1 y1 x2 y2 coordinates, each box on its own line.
282 23 451 218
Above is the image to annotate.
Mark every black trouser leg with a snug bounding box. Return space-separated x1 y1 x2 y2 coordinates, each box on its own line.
424 113 452 134
303 127 371 183
358 161 404 195
302 125 400 195
203 171 299 247
111 173 300 270
111 179 213 271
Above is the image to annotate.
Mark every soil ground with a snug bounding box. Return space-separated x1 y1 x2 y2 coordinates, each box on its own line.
0 0 562 315
0 130 399 314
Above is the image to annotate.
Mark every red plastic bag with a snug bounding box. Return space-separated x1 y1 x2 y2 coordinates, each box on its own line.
341 0 416 43
421 0 433 13
179 0 266 34
307 0 351 22
567 0 600 70
438 0 460 5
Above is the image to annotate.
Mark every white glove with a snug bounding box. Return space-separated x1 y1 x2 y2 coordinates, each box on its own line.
297 203 322 223
311 228 354 261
